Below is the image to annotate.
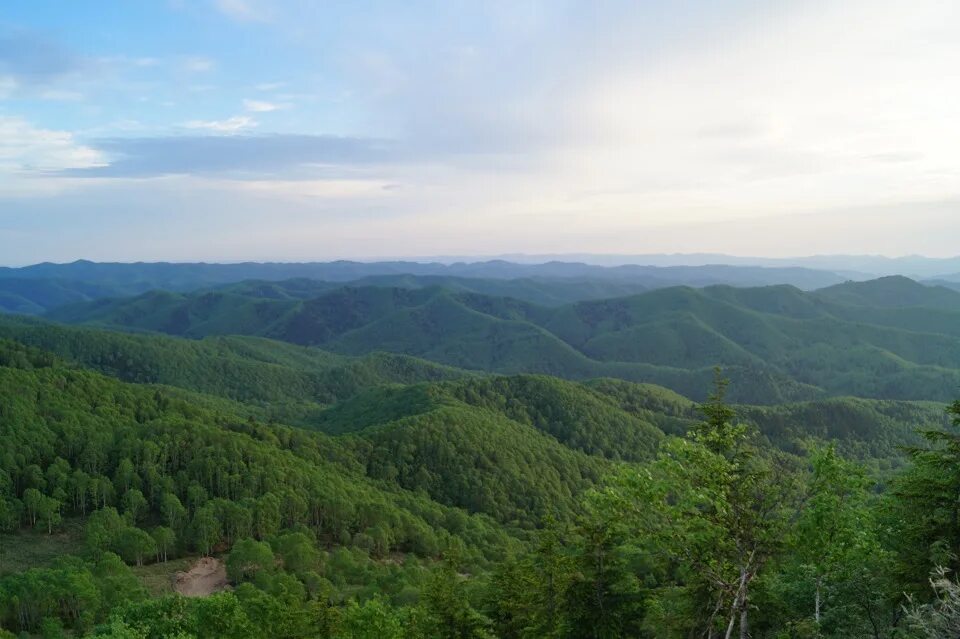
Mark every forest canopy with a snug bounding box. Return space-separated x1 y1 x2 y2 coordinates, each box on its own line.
1 274 960 637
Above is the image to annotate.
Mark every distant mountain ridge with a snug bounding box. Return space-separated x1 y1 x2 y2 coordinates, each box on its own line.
0 260 858 316
44 276 960 404
453 253 960 279
0 259 849 309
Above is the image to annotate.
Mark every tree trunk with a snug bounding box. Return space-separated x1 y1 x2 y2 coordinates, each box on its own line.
725 568 750 639
815 576 821 625
739 605 749 639
724 593 740 639
707 594 724 639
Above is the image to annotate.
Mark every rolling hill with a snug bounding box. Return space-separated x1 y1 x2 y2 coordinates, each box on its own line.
0 319 953 636
45 277 960 403
0 315 469 415
0 278 131 315
813 275 960 309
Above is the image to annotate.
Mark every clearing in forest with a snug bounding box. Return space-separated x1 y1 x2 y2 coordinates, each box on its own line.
172 557 230 597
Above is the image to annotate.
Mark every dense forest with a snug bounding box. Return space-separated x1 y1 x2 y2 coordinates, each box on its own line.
2 269 960 637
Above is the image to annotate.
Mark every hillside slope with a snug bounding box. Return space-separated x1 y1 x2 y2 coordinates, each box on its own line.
44 277 960 403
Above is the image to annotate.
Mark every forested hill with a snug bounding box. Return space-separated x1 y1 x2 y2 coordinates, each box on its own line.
0 330 957 637
43 276 960 403
0 318 945 464
0 315 469 413
814 275 960 309
3 265 960 636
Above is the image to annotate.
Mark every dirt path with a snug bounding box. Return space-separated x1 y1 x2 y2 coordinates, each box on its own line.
173 557 229 597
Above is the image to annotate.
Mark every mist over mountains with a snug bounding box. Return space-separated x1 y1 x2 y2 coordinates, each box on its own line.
424 253 960 279
2 255 959 316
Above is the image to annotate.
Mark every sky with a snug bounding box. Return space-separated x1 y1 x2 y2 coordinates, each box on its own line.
1 0 959 265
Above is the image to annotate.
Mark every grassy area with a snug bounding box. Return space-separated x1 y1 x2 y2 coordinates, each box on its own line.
0 519 197 600
0 519 85 575
133 556 197 596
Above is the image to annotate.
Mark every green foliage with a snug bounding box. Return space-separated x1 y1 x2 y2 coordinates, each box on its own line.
0 343 516 574
760 446 895 637
227 538 275 583
3 289 960 639
313 375 666 525
0 316 467 411
590 379 800 637
420 556 495 639
888 400 960 593
0 553 144 635
334 597 408 639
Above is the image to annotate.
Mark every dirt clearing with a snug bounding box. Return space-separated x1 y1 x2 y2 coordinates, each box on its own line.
172 557 230 597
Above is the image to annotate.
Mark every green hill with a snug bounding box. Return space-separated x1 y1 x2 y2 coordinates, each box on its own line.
0 278 130 315
44 277 960 403
814 275 960 309
0 316 468 412
584 377 947 464
0 340 516 565
316 375 663 462
351 404 605 526
0 327 954 637
221 274 650 307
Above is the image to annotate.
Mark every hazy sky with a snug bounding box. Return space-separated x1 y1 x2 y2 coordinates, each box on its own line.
1 0 959 264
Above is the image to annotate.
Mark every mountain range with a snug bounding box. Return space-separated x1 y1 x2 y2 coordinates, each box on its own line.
3 259 960 636
0 259 858 316
12 274 953 404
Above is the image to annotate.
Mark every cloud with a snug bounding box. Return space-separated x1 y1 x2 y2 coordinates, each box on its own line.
61 134 400 178
183 116 257 133
0 116 104 194
213 0 269 22
36 89 84 101
253 82 284 91
4 0 960 261
181 56 216 73
243 99 287 112
0 117 103 171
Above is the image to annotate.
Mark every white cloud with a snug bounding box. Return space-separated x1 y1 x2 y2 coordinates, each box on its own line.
253 82 284 91
366 0 957 237
182 115 257 132
0 117 103 171
0 116 105 194
5 0 960 259
181 56 216 73
242 98 287 112
230 177 395 199
213 0 269 22
37 89 84 101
